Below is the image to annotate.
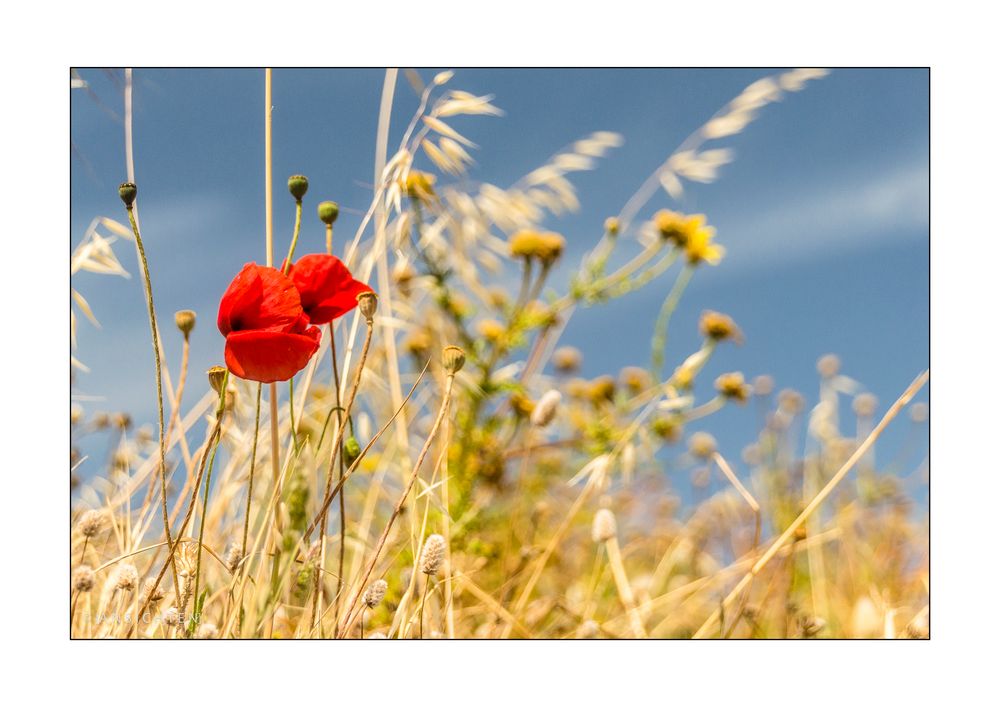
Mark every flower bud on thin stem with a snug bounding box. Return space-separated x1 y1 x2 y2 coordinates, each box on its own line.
287 174 309 202
207 366 228 397
175 310 196 338
317 200 339 225
357 291 378 324
118 182 137 209
443 345 465 375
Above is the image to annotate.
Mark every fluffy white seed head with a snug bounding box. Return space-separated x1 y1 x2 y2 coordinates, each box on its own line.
420 534 446 575
73 565 95 593
195 622 219 639
592 508 617 543
363 579 388 609
77 509 104 538
115 563 138 592
530 390 562 427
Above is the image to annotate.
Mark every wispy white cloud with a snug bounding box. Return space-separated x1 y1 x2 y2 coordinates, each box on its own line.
719 161 928 271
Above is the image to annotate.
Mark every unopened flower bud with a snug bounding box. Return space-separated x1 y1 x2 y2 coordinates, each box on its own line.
208 366 227 395
442 346 466 374
287 174 309 201
317 200 340 225
118 182 137 208
175 310 196 338
604 217 619 236
343 436 362 467
357 291 378 323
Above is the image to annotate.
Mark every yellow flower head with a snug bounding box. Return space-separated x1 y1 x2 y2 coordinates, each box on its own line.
684 223 724 266
587 375 617 406
509 229 566 264
715 372 751 404
553 346 583 374
619 366 652 394
698 310 743 344
651 415 684 444
404 171 436 201
476 318 506 342
510 392 535 417
654 210 708 246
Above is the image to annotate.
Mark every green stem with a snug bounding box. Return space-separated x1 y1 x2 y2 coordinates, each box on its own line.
125 205 181 607
191 371 229 633
650 265 694 380
281 200 304 275
241 384 263 563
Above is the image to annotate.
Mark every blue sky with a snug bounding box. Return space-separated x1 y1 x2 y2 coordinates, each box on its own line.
71 68 928 489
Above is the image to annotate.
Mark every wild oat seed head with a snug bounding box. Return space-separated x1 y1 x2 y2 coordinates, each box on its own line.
73 565 95 593
443 345 466 374
817 353 841 379
317 200 340 225
287 174 309 201
852 393 878 417
207 366 227 395
552 346 582 374
530 390 562 427
420 534 446 575
115 563 138 592
699 310 743 344
174 309 196 337
118 182 137 208
688 431 717 459
196 622 219 639
363 579 388 609
77 509 104 538
592 508 617 543
357 291 378 323
715 372 750 404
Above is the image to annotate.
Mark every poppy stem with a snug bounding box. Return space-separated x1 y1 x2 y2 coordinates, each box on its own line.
190 370 229 635
281 200 303 276
126 385 228 638
124 203 181 616
241 384 262 563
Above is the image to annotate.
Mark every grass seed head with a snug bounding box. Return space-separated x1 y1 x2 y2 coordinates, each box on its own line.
592 508 617 543
530 390 562 427
363 579 388 609
115 563 139 592
73 565 95 593
77 509 104 538
420 534 446 575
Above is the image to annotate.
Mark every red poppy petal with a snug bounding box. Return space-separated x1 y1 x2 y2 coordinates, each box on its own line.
288 254 372 325
307 278 373 324
218 263 304 336
224 327 321 383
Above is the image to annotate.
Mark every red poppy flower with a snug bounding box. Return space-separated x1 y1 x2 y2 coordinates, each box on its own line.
217 263 322 383
285 254 372 325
